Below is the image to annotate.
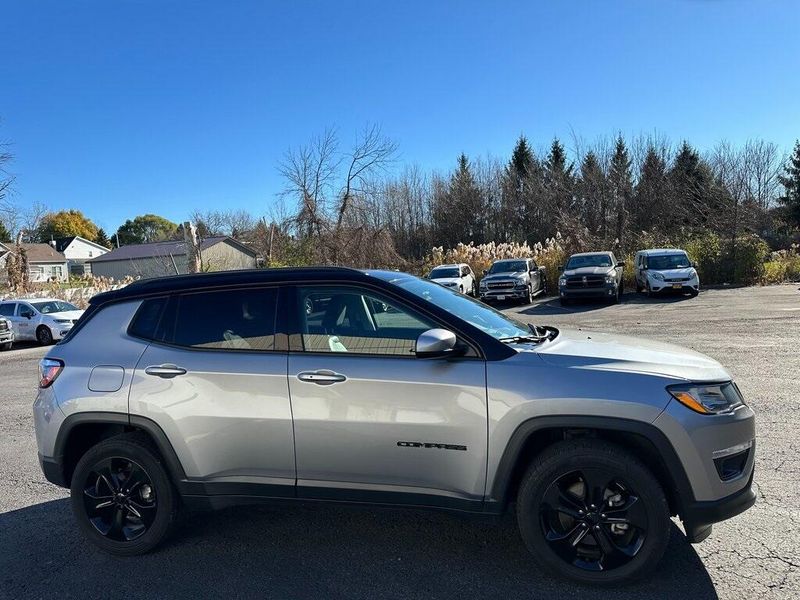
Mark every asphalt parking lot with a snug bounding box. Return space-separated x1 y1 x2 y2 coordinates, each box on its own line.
1 284 798 599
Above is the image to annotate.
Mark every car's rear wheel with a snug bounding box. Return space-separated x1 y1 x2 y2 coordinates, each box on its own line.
36 326 53 345
516 439 670 585
70 433 178 556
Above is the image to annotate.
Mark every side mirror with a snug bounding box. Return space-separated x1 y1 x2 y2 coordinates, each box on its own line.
415 328 458 359
21 310 33 319
558 265 564 272
617 261 626 267
692 261 698 268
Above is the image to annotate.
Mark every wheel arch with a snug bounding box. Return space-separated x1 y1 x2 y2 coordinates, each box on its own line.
53 412 187 488
488 416 693 518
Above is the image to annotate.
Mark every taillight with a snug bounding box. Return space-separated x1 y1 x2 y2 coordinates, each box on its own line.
39 358 64 388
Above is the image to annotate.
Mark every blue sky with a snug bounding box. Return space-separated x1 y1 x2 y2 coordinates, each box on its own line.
2 0 799 232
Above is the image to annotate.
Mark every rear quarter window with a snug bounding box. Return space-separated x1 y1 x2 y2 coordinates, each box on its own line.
128 297 169 342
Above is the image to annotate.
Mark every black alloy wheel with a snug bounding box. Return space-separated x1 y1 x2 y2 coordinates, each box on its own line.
516 439 669 585
37 326 53 345
82 457 157 542
539 469 646 572
70 433 178 555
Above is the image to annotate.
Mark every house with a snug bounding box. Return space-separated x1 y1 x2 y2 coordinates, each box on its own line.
0 242 70 282
88 236 258 280
53 236 110 276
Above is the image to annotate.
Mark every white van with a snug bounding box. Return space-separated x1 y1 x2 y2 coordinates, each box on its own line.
634 249 699 297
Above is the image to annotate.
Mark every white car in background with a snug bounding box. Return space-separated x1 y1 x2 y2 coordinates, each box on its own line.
427 263 477 296
634 249 700 297
0 298 84 345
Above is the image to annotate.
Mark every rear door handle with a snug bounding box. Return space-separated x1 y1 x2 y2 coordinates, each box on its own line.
145 364 187 379
296 370 347 385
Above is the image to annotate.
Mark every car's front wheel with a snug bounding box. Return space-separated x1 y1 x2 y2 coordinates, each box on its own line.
70 433 178 556
516 439 670 585
36 326 53 345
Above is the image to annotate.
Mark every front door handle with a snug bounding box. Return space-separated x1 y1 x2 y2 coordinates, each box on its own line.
296 370 347 385
145 364 187 379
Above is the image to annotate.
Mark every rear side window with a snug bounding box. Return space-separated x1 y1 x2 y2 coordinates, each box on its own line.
0 303 15 316
128 297 168 341
171 287 278 351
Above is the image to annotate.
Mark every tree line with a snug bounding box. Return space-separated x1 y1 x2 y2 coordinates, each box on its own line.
2 125 800 280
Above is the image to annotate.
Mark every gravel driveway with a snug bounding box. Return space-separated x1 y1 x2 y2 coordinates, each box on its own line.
1 284 798 599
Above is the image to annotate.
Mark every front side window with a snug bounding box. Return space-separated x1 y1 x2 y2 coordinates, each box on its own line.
299 286 434 356
170 287 278 351
369 273 532 342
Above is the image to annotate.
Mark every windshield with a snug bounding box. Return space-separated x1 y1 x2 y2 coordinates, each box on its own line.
429 267 459 279
647 253 691 270
487 260 527 274
376 273 532 341
31 300 79 314
566 254 612 269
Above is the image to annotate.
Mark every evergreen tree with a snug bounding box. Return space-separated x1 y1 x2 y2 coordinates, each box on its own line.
543 138 574 238
609 136 633 244
578 151 607 236
634 145 669 233
501 135 538 242
778 140 800 227
94 228 111 248
669 141 714 229
431 154 484 247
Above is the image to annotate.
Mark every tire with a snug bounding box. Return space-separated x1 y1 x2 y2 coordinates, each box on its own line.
472 282 478 297
559 298 570 307
36 326 53 346
689 289 699 298
635 280 642 293
516 439 670 586
0 342 11 351
70 432 179 556
521 285 533 305
645 282 654 299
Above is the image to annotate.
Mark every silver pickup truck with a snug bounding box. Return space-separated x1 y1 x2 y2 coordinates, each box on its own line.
479 257 547 304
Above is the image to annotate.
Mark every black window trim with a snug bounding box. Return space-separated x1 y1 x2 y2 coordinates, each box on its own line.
132 284 286 355
286 282 485 360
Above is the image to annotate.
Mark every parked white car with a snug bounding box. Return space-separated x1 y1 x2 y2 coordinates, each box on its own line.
0 298 84 345
427 263 477 296
634 249 700 297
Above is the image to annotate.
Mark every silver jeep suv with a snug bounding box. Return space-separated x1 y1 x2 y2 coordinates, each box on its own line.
34 268 755 584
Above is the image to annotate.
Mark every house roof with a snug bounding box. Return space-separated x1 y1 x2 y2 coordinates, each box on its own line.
54 236 109 253
88 236 256 263
18 243 68 263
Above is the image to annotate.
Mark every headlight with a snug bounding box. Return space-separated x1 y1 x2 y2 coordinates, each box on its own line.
54 319 72 324
667 382 744 415
649 271 665 281
689 268 698 279
558 277 566 286
605 274 616 284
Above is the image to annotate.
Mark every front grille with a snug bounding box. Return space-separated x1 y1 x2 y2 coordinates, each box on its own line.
566 275 605 288
487 281 515 290
665 277 689 283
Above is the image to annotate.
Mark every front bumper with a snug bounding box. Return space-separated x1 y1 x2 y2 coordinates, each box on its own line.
654 399 756 541
559 282 617 299
480 288 528 302
0 330 13 344
681 468 756 542
648 279 699 294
